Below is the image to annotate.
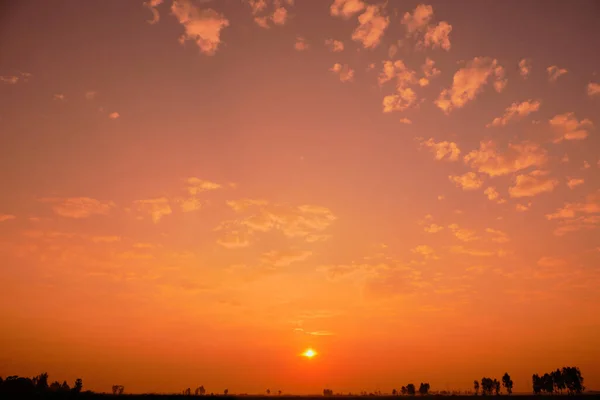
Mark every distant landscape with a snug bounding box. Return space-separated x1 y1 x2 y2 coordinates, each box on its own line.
0 366 589 397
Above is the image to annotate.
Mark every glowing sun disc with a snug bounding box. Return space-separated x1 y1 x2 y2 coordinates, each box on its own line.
302 348 317 358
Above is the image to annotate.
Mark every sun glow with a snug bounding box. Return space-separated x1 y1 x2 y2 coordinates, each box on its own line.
301 348 317 358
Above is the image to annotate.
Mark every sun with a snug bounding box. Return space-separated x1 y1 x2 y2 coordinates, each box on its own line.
301 348 317 358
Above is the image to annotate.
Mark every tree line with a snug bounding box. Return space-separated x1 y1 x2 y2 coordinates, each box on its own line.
0 366 586 396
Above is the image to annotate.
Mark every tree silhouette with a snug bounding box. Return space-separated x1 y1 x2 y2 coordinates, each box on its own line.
418 383 430 396
392 389 397 396
562 366 584 394
406 384 416 396
224 389 229 395
501 373 513 395
59 381 70 392
323 388 333 396
278 390 282 396
493 380 500 396
401 386 407 395
552 369 565 394
532 374 542 395
474 380 480 396
50 381 61 392
72 378 83 393
112 385 125 395
267 389 271 395
196 385 206 395
34 373 49 392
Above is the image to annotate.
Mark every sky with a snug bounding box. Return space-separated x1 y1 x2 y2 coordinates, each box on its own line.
1 0 600 395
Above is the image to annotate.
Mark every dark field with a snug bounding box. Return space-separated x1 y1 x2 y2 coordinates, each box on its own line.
2 395 599 400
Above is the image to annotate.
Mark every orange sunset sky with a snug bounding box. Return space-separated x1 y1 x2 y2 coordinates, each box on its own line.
1 0 600 395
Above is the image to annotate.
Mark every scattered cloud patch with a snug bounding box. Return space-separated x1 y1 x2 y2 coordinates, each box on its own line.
261 249 313 267
547 65 568 82
518 58 532 78
448 224 479 242
484 187 506 204
419 138 461 161
134 197 172 223
351 4 390 49
329 63 354 82
0 214 16 222
294 36 309 51
464 140 548 177
435 57 506 114
144 0 164 24
108 112 120 119
0 71 31 84
588 82 600 97
325 39 344 52
85 91 97 100
330 0 365 18
171 0 230 55
549 112 593 143
399 118 412 124
419 57 441 87
567 178 584 189
486 228 509 243
424 223 444 233
449 172 483 190
509 170 559 198
516 202 532 212
39 197 116 219
486 100 541 127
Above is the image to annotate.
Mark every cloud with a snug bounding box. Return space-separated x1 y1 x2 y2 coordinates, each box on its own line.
464 140 548 177
448 224 479 242
421 21 452 51
424 223 444 233
419 138 461 161
144 0 164 24
294 328 335 336
0 214 16 222
217 231 251 248
484 187 505 204
91 236 121 243
39 197 116 218
401 4 452 51
486 228 509 243
222 199 336 242
435 57 506 114
449 172 483 190
508 170 559 198
519 58 532 78
411 245 438 260
351 4 389 49
261 249 313 267
329 63 354 82
419 57 441 87
583 161 591 170
185 177 222 195
588 82 600 97
449 245 505 257
537 256 565 267
85 91 97 100
248 0 291 28
378 60 417 87
382 88 416 113
546 190 600 220
399 118 412 124
53 94 65 101
325 39 344 52
515 202 531 212
294 36 309 51
549 112 593 143
171 0 230 55
134 197 172 223
177 197 202 212
0 71 31 84
547 65 568 82
108 112 120 119
401 4 433 33
567 178 584 189
330 0 365 18
486 99 541 127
